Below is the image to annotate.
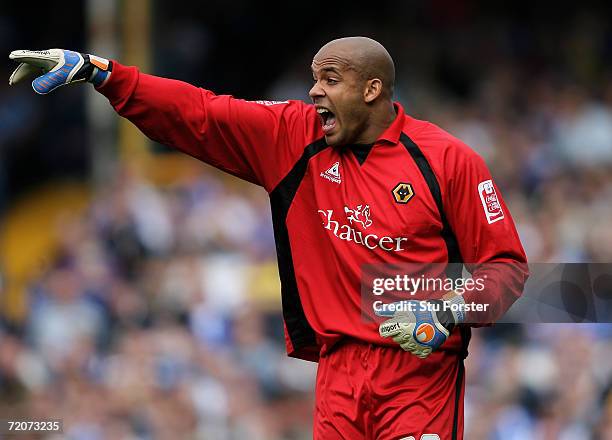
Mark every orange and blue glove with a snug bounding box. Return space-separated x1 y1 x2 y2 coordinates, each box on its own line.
377 295 465 358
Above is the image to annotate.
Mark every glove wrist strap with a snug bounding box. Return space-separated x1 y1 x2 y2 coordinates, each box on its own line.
89 66 112 87
444 293 466 324
430 294 466 333
83 54 112 87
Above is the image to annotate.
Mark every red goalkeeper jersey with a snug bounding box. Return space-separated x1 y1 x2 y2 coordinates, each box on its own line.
97 62 528 362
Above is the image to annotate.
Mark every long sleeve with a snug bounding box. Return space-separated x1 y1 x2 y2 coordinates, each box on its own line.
443 141 529 324
96 62 321 192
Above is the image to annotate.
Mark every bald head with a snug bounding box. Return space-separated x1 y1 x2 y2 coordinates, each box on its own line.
309 37 398 146
313 37 395 98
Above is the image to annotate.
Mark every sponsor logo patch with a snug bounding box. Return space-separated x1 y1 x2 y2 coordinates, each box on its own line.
380 322 400 333
318 203 408 252
392 182 415 204
478 179 504 224
320 161 341 184
344 204 372 229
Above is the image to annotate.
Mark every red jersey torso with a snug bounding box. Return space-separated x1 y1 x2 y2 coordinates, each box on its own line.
98 63 528 362
273 109 468 359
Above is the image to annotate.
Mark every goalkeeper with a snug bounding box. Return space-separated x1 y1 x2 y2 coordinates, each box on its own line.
9 39 528 440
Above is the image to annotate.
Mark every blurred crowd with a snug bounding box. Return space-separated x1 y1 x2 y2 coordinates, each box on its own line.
2 170 611 439
0 170 318 439
2 4 612 440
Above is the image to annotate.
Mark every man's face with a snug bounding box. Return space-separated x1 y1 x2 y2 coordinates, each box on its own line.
309 49 369 146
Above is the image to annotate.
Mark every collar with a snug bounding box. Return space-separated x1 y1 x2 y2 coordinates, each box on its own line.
376 102 404 145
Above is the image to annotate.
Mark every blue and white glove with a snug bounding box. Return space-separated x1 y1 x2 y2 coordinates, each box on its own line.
377 295 465 358
9 49 112 94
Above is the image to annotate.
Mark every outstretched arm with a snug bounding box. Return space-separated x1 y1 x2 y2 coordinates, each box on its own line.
9 49 322 191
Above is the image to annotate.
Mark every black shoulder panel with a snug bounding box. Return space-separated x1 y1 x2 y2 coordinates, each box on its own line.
269 138 329 355
399 132 464 277
400 132 470 358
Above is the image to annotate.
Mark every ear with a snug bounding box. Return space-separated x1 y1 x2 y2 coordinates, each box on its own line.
363 78 383 103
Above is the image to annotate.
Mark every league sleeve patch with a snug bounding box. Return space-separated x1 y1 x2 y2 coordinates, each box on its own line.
250 100 289 105
478 179 504 224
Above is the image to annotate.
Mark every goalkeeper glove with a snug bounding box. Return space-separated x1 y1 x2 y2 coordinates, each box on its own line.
9 49 111 94
377 294 465 358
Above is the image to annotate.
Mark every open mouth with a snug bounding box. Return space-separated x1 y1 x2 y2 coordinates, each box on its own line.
317 107 337 134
